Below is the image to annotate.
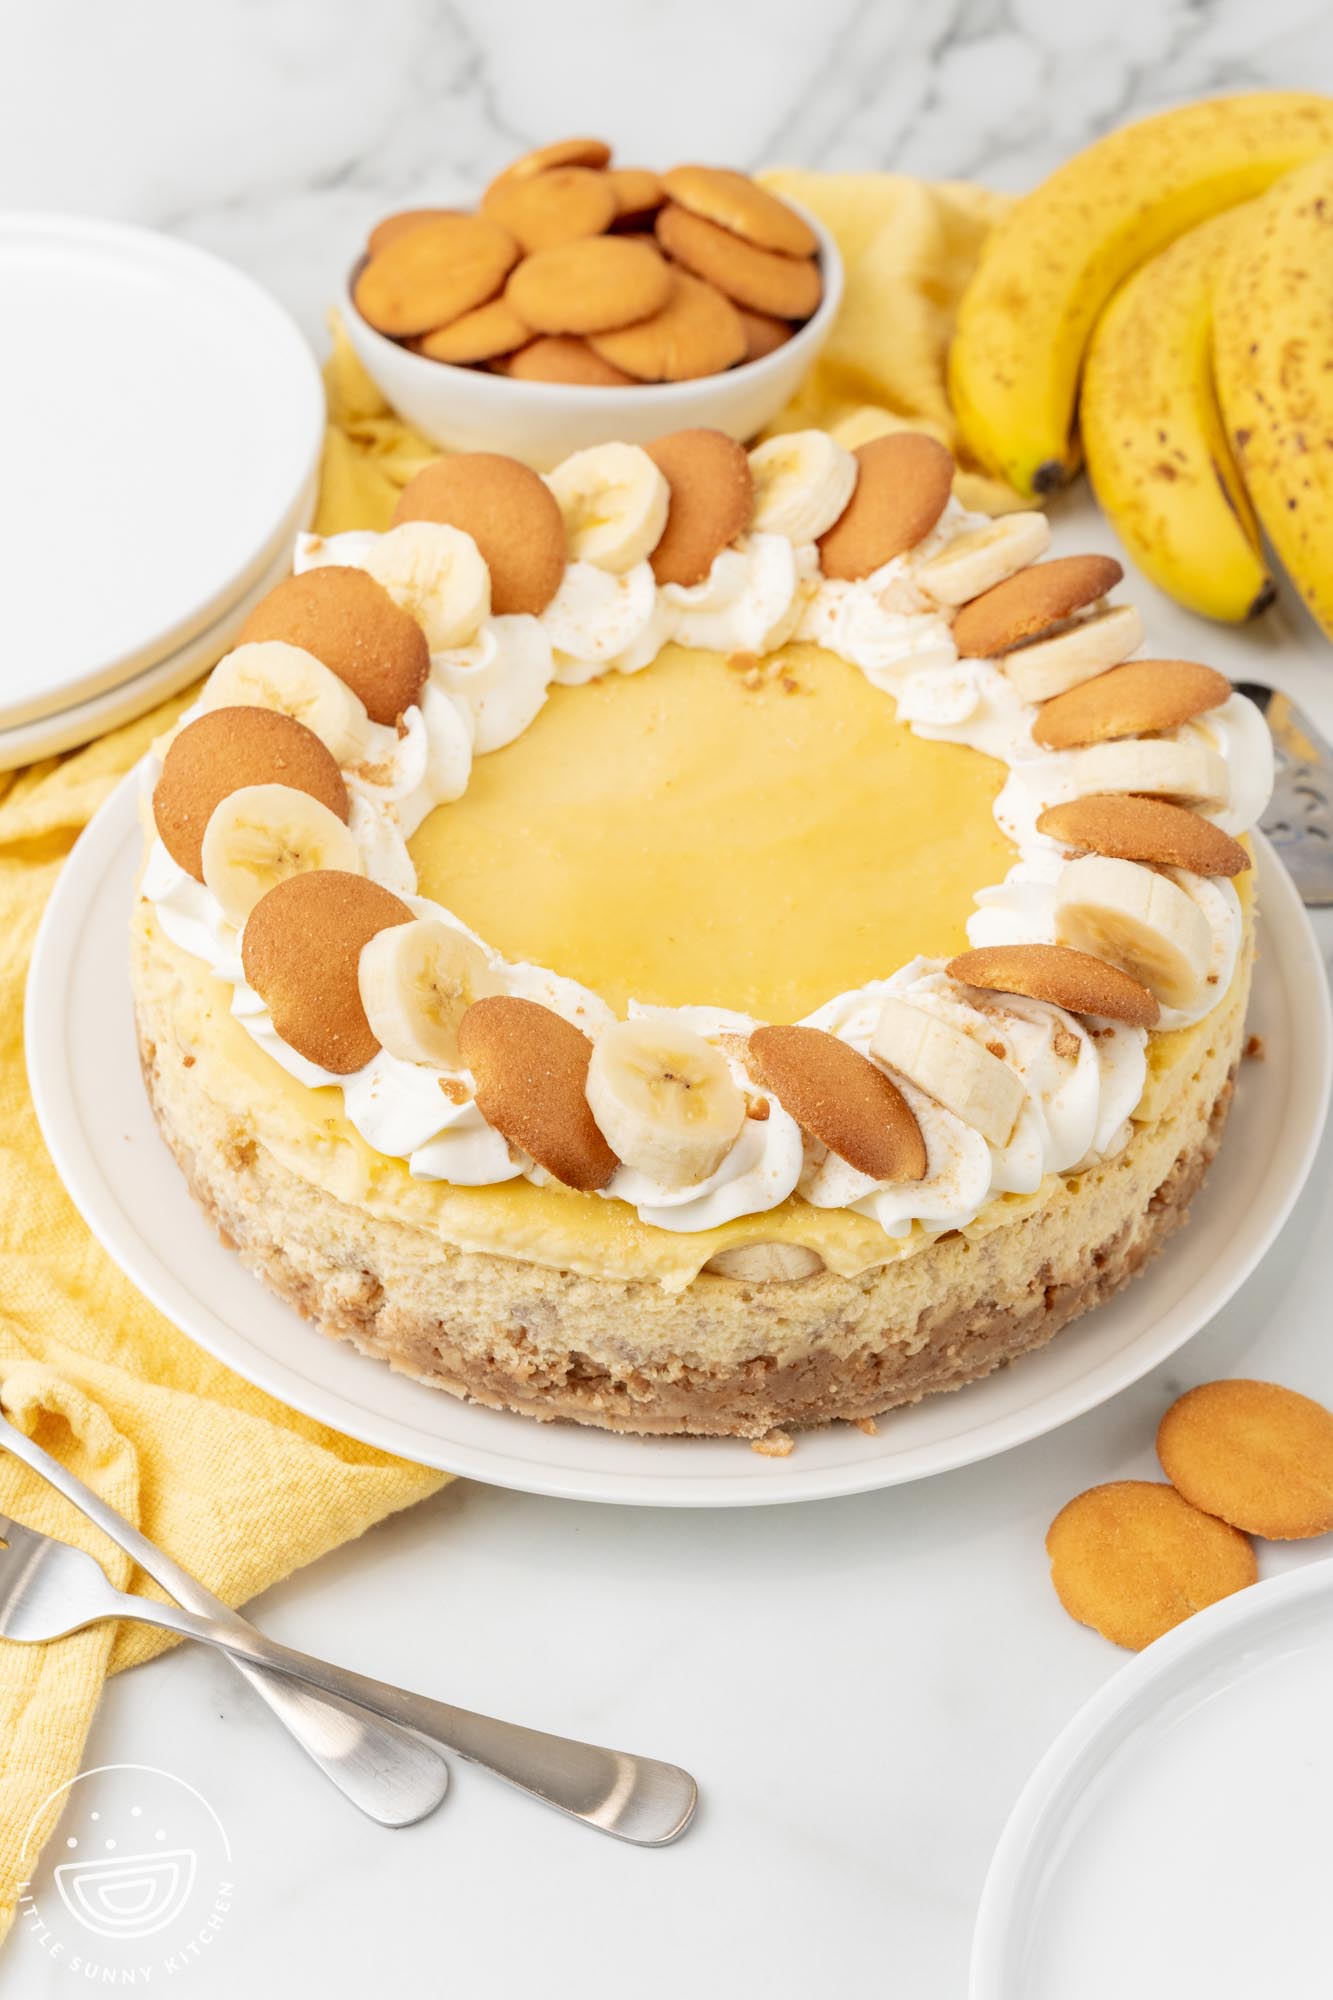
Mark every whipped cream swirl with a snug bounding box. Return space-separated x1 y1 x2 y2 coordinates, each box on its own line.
799 960 1147 1235
603 1006 804 1232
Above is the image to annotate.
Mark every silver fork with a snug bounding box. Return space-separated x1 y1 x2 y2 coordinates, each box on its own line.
0 1411 447 1828
0 1509 698 1846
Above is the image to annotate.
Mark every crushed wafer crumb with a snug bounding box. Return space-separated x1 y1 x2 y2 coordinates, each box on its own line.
1244 1034 1266 1061
751 1430 794 1458
438 1076 469 1104
725 649 806 695
1053 1027 1082 1061
354 756 400 786
985 1039 1007 1060
746 1096 771 1122
853 1417 878 1436
717 1031 760 1079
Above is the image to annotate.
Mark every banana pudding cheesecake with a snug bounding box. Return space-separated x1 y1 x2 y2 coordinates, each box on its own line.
131 426 1273 1438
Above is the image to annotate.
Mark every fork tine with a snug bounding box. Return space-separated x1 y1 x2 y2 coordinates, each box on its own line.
0 1509 125 1646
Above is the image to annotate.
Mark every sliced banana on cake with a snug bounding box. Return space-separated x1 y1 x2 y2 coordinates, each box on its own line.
358 918 501 1068
915 512 1052 607
704 1242 825 1281
586 1018 746 1187
870 994 1025 1147
545 442 670 573
748 430 858 543
1054 855 1212 1009
362 521 491 650
200 641 371 765
1058 736 1229 809
201 782 362 925
1002 603 1144 703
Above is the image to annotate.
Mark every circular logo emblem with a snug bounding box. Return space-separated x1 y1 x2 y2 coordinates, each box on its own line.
17 1764 234 1978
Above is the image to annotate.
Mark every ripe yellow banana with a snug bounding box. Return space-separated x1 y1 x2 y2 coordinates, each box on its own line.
1081 211 1274 623
1213 152 1333 639
949 92 1333 499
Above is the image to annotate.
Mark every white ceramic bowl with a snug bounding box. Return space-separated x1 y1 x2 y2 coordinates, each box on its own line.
340 207 843 472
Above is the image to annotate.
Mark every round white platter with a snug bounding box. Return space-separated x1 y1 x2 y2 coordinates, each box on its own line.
0 213 324 729
25 780 1330 1505
0 479 315 770
971 1554 1333 1998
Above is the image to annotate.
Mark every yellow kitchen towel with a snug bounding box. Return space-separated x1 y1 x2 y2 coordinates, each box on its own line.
0 168 1008 1929
758 170 1020 511
0 530 446 1937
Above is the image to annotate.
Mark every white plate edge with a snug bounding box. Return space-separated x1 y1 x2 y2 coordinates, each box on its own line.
0 211 326 715
23 789 1333 1507
968 1551 1333 1997
0 477 318 768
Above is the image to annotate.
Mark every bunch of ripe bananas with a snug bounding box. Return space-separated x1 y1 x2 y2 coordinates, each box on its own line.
948 93 1333 637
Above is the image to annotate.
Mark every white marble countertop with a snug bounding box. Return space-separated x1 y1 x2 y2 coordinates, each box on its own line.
6 4 1333 1994
6 0 1333 345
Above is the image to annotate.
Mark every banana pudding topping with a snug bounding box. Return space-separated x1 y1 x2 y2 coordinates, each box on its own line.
1031 659 1230 751
153 706 350 882
237 565 431 724
1035 796 1250 877
143 427 1274 1241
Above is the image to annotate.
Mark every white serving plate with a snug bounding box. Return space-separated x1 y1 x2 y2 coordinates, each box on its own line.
0 214 324 728
971 1554 1333 1998
0 478 315 770
26 785 1330 1505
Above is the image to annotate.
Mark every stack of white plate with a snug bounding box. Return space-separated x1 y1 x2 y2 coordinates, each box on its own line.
0 214 325 769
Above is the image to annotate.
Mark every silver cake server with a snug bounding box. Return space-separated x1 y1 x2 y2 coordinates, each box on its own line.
1234 681 1333 905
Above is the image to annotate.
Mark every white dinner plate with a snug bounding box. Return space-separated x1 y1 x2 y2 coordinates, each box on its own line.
25 795 1331 1505
971 1554 1333 1997
0 214 324 727
0 479 316 771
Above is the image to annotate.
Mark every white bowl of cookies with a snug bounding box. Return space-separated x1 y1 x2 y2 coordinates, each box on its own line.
341 140 843 472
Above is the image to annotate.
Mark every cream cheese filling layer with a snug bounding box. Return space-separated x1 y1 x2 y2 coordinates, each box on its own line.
142 488 1274 1243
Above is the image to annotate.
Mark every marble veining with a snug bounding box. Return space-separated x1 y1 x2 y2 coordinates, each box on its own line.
4 1 1333 341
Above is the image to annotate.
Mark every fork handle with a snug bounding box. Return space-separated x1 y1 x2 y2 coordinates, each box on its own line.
0 1416 447 1827
142 1597 696 1847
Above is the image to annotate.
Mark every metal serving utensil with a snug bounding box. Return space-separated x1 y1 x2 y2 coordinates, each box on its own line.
0 1508 698 1847
1235 681 1333 905
0 1411 448 1827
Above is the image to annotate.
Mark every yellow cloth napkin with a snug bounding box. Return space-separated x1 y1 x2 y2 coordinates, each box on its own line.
0 170 1008 1927
758 170 1019 512
0 438 446 1939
